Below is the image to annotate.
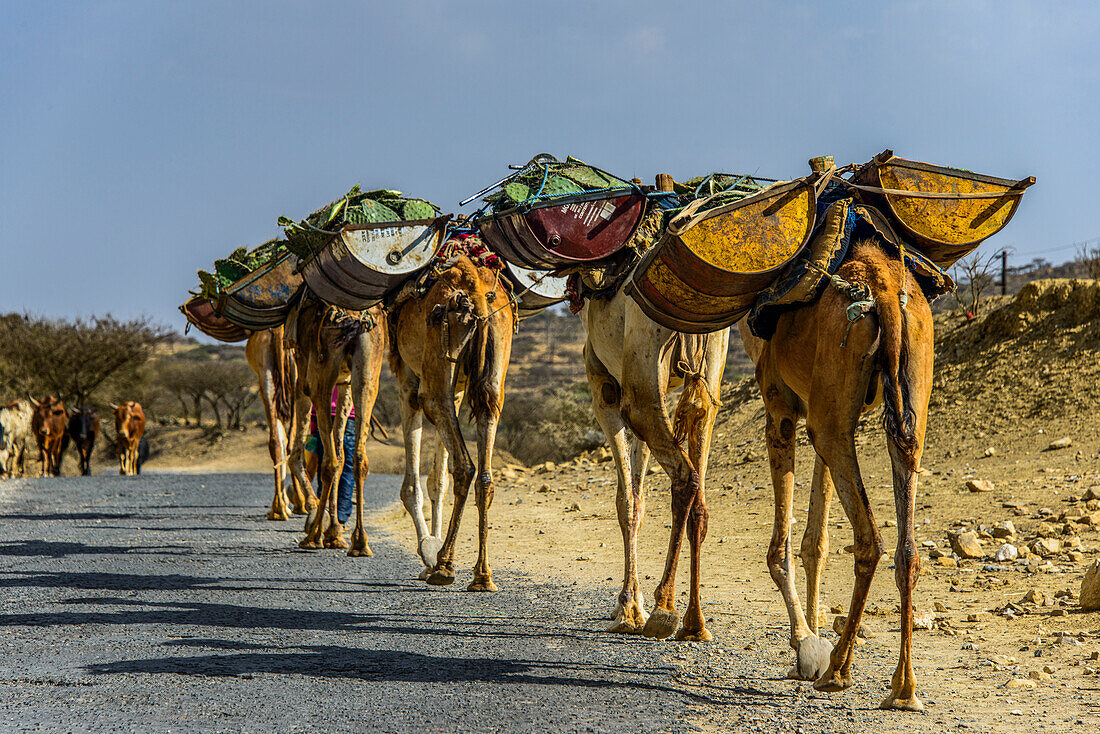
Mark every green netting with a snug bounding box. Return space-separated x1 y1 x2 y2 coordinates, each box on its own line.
278 184 441 258
665 173 774 218
483 155 635 211
195 238 287 301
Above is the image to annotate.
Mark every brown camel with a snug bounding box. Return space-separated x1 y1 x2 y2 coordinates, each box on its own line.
741 237 933 711
285 296 387 555
245 327 312 521
390 253 515 590
581 290 728 640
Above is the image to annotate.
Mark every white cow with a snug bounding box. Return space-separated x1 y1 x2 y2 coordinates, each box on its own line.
0 399 33 478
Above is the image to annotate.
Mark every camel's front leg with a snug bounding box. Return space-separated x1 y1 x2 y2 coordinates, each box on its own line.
584 344 647 633
425 368 474 587
467 410 499 592
287 392 317 527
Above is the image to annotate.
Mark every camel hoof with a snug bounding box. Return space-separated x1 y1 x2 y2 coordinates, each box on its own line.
641 608 679 639
298 537 321 550
427 571 455 587
674 627 712 642
418 567 432 581
267 508 290 521
418 536 443 567
347 544 373 558
607 603 649 634
880 693 924 712
788 634 833 681
814 671 852 693
467 577 497 592
323 535 349 549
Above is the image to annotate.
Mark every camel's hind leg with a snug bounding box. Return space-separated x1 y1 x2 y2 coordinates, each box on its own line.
584 343 648 633
619 354 700 641
322 385 352 549
467 409 499 592
299 365 345 549
288 392 317 529
809 422 884 693
347 339 383 558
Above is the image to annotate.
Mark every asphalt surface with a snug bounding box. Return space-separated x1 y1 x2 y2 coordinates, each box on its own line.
0 473 707 733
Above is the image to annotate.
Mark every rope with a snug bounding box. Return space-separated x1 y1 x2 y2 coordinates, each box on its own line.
805 261 876 348
839 180 1027 200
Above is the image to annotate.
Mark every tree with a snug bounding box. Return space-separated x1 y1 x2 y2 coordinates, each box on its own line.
153 358 256 429
1075 240 1100 280
951 247 1010 316
0 314 170 407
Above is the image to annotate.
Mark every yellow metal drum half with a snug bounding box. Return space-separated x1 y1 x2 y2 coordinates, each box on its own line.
627 179 816 333
853 150 1034 268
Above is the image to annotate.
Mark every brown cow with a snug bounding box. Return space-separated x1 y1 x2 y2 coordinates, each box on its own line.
111 401 146 475
29 396 69 477
67 407 100 476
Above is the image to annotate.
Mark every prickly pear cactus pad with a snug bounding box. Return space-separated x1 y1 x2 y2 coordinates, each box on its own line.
481 155 635 211
195 238 287 301
278 184 441 259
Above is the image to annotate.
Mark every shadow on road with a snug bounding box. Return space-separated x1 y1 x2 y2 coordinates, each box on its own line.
0 511 137 522
0 540 193 558
84 641 749 705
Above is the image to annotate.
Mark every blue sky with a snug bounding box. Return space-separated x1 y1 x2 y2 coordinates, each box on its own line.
2 1 1097 328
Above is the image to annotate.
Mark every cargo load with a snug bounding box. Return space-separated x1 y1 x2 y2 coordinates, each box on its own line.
279 185 451 310
472 154 648 269
191 238 304 332
179 296 251 343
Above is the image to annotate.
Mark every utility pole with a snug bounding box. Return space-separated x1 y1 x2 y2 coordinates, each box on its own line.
1001 250 1008 295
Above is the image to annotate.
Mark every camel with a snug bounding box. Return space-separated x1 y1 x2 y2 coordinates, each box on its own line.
285 296 387 555
245 326 312 521
740 237 933 711
390 252 515 590
581 290 728 640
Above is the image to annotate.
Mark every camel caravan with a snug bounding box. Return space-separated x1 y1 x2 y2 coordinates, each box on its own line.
180 151 1033 711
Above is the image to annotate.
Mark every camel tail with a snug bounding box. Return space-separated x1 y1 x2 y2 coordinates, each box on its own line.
878 294 918 457
672 373 711 447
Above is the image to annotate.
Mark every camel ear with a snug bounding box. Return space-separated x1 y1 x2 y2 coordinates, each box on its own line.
28 396 40 408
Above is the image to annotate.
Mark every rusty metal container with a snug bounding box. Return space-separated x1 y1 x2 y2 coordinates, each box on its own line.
627 178 817 333
851 150 1035 268
503 262 568 318
477 191 647 269
299 217 450 310
217 249 303 331
179 296 250 342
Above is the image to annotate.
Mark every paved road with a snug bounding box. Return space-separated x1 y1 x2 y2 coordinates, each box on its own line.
0 473 707 733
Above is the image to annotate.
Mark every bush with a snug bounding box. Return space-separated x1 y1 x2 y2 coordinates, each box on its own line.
497 383 602 464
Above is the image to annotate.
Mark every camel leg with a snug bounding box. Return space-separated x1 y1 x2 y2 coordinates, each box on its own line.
300 366 344 549
619 354 698 641
675 356 724 641
396 365 432 566
810 427 884 693
287 392 317 530
347 340 383 558
426 365 475 587
259 363 290 521
585 344 648 633
323 385 352 549
881 358 932 711
467 409 499 592
427 435 450 540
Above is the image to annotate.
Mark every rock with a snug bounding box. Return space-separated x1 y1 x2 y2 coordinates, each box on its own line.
995 543 1019 562
1023 589 1048 605
499 466 518 480
937 556 958 568
983 447 996 458
1081 560 1100 611
1031 538 1062 557
1045 437 1073 451
950 531 985 559
967 479 995 493
993 521 1017 539
1066 536 1082 549
967 612 991 622
535 462 556 474
1029 670 1052 681
565 503 581 513
1005 678 1037 689
1084 487 1100 501
913 611 936 630
537 484 552 493
832 615 874 638
934 602 949 612
1077 512 1100 526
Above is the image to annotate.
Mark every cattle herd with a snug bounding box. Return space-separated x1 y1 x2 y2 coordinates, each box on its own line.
0 397 148 478
8 151 1035 712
